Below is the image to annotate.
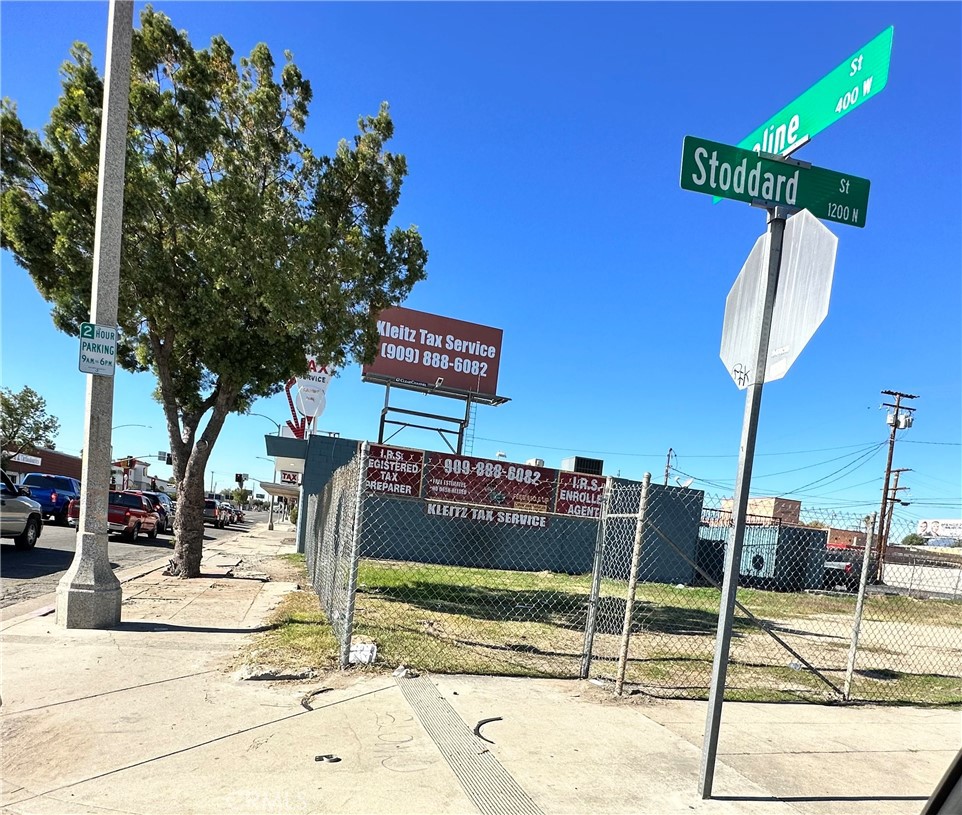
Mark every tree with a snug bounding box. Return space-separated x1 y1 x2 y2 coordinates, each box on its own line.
1 8 426 576
901 533 926 548
232 487 251 505
0 386 60 469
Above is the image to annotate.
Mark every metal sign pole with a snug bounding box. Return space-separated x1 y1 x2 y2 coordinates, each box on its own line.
699 206 788 799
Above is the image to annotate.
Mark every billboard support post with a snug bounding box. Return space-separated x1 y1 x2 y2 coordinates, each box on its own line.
699 206 787 799
458 394 472 455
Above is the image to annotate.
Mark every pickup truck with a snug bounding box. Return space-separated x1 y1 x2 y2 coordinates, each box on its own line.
68 491 159 541
19 473 82 525
824 545 878 591
1 469 44 549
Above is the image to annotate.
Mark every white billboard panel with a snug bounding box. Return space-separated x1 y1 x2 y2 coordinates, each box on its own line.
916 519 962 541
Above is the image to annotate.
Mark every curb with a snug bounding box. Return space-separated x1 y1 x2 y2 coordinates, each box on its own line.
0 521 294 630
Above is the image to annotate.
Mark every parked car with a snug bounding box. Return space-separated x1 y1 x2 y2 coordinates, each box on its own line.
824 545 878 592
219 502 240 525
203 498 228 529
18 472 81 525
67 491 160 541
128 490 175 534
1 469 44 549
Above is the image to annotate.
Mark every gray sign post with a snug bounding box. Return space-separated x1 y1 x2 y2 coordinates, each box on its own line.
697 206 788 798
57 0 134 628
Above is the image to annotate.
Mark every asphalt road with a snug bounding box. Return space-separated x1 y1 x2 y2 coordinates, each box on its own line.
0 510 268 609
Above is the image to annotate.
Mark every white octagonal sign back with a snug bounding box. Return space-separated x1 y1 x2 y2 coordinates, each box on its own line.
720 209 838 389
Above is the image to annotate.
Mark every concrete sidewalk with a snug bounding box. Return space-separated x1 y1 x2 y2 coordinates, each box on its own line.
1 522 957 815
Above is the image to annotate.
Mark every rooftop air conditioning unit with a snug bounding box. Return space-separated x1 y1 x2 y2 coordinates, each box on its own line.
525 458 545 467
560 456 604 476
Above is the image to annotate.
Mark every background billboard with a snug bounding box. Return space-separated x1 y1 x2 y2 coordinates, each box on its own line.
362 306 504 397
916 519 962 541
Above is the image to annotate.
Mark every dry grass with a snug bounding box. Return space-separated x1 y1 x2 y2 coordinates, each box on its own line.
242 555 962 704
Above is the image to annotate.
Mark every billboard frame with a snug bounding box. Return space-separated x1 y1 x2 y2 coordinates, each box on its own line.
376 383 509 455
362 371 510 407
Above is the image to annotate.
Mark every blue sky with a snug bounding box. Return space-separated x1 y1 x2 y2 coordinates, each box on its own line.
1 2 959 526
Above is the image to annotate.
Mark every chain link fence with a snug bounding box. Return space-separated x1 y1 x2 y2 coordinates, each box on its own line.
302 446 962 705
304 453 363 666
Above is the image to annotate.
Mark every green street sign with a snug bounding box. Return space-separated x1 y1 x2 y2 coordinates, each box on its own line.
681 136 871 228
740 26 893 156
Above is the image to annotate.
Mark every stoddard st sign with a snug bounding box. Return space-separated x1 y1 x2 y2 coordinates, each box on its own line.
680 136 870 228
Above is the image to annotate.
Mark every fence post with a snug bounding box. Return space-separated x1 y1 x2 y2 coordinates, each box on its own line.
339 442 369 669
953 564 961 601
843 513 876 701
615 473 651 696
581 476 614 679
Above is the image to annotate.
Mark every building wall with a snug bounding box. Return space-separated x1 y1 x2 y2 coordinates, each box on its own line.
826 527 868 548
4 448 82 481
720 496 802 525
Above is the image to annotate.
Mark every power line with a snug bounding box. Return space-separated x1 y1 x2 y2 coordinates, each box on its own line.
777 442 887 497
476 435 894 459
748 443 883 479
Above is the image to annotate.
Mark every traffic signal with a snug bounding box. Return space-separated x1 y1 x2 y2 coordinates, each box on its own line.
165 453 173 465
123 457 134 469
235 473 244 485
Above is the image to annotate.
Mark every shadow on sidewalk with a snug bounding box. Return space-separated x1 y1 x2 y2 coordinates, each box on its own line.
713 795 929 803
116 621 277 634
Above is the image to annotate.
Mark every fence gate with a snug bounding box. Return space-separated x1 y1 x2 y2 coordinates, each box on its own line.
584 479 857 701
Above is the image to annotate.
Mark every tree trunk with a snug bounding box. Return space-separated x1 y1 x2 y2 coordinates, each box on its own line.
169 462 206 577
164 387 236 578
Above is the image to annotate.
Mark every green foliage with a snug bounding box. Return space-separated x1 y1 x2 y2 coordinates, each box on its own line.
232 487 250 505
288 502 298 525
1 8 426 575
0 386 61 467
902 533 926 547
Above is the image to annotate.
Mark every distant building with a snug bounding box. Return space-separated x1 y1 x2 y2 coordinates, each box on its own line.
824 527 868 549
4 447 82 481
720 497 801 525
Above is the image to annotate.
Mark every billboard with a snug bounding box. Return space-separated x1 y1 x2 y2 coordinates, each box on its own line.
362 306 504 397
916 519 962 541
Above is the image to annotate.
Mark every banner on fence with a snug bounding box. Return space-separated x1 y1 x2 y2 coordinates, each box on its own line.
424 501 550 528
366 443 425 496
555 472 605 519
425 452 555 512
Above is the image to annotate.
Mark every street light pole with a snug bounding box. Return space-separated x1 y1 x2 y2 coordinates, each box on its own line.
250 414 281 531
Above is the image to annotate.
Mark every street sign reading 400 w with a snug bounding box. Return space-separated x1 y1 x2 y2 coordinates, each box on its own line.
680 136 871 228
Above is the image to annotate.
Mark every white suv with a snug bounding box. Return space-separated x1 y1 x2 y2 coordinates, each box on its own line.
1 469 44 549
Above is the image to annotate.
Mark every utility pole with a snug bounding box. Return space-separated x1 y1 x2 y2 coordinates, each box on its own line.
880 468 911 579
875 390 917 582
664 448 674 486
57 0 134 629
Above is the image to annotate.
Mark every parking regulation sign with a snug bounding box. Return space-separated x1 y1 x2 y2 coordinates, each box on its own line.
78 322 117 376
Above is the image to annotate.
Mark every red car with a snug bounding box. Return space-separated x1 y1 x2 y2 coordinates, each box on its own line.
67 491 160 541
